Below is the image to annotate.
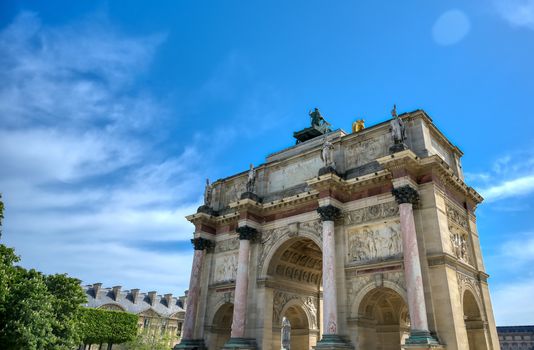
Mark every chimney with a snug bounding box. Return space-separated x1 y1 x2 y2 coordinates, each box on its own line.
112 286 122 301
93 283 102 298
148 291 157 306
131 289 140 303
164 293 173 307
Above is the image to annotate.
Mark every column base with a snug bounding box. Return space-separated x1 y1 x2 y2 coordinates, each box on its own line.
221 337 257 350
313 334 354 350
173 338 206 350
403 330 443 349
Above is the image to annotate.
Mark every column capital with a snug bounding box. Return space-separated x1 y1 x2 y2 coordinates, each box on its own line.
191 237 214 251
236 225 259 240
392 185 419 205
317 205 341 222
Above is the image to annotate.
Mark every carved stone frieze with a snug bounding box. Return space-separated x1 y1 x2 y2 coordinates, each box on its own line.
344 201 399 226
213 253 238 283
446 203 469 230
345 134 389 169
347 223 402 263
272 290 319 329
449 226 470 263
214 238 239 253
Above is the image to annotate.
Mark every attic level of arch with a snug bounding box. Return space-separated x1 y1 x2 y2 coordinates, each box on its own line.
187 149 482 235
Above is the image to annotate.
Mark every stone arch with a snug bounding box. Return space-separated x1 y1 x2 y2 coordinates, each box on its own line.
350 279 408 319
353 285 410 349
266 234 322 350
463 290 489 350
260 224 322 277
279 301 311 350
210 302 234 350
279 297 314 330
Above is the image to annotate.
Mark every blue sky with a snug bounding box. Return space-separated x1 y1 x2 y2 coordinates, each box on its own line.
1 0 533 326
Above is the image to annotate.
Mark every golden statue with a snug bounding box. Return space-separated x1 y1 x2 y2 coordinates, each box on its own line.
352 119 365 133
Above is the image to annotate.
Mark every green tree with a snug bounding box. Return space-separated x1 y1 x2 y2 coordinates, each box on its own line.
0 193 88 349
45 273 87 349
80 308 138 349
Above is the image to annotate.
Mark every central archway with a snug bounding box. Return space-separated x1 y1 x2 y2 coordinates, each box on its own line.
267 237 322 350
356 287 410 350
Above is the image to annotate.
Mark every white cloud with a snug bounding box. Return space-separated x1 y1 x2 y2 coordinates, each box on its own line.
479 175 534 202
492 280 534 325
493 0 534 30
0 12 202 295
432 9 471 46
469 152 534 203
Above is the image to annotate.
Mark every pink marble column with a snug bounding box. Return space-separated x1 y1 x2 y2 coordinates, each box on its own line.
399 202 429 332
231 238 251 338
182 237 211 340
316 205 341 335
230 226 258 339
392 185 438 344
322 219 338 334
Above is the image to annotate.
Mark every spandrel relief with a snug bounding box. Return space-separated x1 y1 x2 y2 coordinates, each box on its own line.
347 223 402 263
213 253 238 283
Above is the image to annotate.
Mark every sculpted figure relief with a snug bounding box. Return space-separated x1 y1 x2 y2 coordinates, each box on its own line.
203 178 213 207
321 138 335 169
348 224 402 262
390 104 406 144
214 254 238 282
246 163 256 193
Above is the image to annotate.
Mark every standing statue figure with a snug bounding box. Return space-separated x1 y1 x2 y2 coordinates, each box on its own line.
281 317 291 350
246 163 256 193
320 138 335 169
390 104 406 144
203 178 212 207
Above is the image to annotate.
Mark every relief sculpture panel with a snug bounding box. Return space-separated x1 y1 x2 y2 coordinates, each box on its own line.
213 253 238 283
345 134 389 169
347 222 402 263
345 201 399 226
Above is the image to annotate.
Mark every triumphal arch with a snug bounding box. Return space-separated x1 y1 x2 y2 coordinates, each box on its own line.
176 107 500 350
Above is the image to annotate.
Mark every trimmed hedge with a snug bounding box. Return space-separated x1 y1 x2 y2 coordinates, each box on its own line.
80 308 138 346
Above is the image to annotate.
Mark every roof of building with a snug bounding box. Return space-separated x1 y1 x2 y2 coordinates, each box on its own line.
497 325 534 333
83 283 185 318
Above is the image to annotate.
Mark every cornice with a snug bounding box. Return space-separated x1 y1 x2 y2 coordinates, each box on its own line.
378 151 483 205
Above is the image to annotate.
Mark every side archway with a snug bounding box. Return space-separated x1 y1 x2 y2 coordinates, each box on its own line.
210 303 233 350
463 290 489 350
355 286 410 349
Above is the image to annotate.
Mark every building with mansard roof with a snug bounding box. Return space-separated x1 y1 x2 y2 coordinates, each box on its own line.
497 326 534 350
83 283 186 347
